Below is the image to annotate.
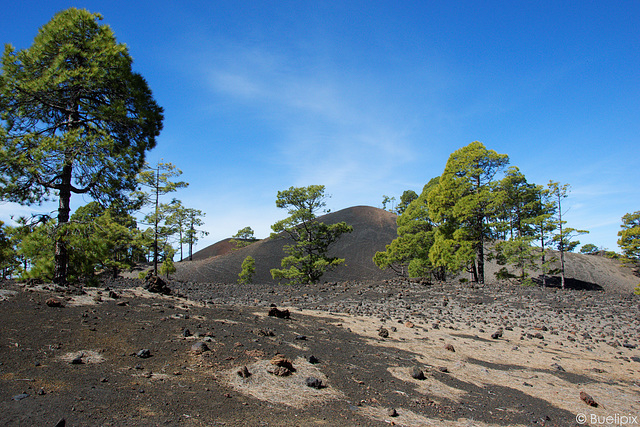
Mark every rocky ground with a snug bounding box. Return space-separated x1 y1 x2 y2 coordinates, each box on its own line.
1 277 639 426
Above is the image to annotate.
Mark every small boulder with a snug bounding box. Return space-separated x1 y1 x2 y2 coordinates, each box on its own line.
444 343 455 352
144 275 171 295
267 305 290 319
410 366 426 380
190 342 210 355
491 328 503 339
46 298 64 308
237 366 251 378
70 353 84 365
580 391 598 407
136 349 151 359
378 328 389 338
305 376 323 389
269 366 292 377
12 393 29 401
271 354 295 371
268 354 295 376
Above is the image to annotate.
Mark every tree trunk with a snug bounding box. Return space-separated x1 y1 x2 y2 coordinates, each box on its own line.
153 167 159 275
53 163 73 284
477 242 485 284
558 194 565 290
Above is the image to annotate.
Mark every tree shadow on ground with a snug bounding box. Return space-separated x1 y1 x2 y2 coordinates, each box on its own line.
535 276 604 291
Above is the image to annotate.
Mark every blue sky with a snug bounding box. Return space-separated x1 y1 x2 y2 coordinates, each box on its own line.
1 1 638 253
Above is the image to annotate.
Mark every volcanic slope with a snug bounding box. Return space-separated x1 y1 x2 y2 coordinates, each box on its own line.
175 205 639 293
174 205 398 284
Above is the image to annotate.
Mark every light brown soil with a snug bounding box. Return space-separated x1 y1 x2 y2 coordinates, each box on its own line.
1 278 638 426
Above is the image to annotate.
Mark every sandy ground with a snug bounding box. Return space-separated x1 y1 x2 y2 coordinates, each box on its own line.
1 279 639 426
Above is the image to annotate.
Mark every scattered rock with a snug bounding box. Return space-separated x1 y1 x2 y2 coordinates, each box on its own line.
437 366 449 373
12 393 29 401
623 343 637 349
444 343 455 352
190 342 210 355
491 328 503 339
237 366 251 378
70 353 84 365
256 328 275 337
144 274 172 295
46 298 63 308
410 366 426 380
305 376 323 389
268 305 290 319
551 363 565 372
108 290 120 299
387 408 398 417
294 335 307 340
136 349 151 359
269 366 293 377
404 321 414 328
182 328 192 338
378 328 389 338
271 354 295 371
580 391 598 407
308 355 320 364
54 418 66 427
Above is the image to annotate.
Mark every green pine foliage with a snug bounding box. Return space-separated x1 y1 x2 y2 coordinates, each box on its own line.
375 141 592 287
427 141 509 284
618 211 640 264
374 177 442 280
0 8 163 284
270 185 353 284
238 256 256 284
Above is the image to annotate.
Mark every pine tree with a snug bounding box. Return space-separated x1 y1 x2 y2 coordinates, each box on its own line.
0 8 163 283
428 142 509 284
270 185 353 284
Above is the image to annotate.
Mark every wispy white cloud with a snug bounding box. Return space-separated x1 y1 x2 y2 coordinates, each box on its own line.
201 44 417 189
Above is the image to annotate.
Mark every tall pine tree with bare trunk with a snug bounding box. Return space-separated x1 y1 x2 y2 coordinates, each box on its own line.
0 8 163 284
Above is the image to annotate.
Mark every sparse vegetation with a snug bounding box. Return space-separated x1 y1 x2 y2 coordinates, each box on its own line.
270 185 353 284
238 256 256 284
375 142 591 287
618 211 640 273
0 8 163 284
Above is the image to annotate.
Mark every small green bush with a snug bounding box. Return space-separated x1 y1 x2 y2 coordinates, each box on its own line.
238 256 255 284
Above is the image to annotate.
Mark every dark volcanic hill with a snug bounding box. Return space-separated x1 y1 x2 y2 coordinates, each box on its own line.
174 205 399 284
174 205 639 293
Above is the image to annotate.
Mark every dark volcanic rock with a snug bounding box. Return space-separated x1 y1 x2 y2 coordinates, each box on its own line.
136 349 152 359
144 275 172 295
237 366 251 378
268 305 290 319
411 366 426 380
305 376 323 389
580 391 598 407
191 342 210 354
46 298 64 308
